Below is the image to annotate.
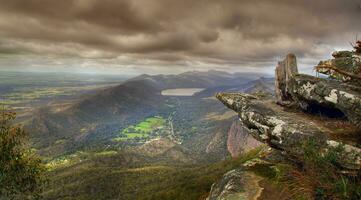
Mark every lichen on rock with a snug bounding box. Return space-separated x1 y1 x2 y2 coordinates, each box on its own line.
288 74 361 127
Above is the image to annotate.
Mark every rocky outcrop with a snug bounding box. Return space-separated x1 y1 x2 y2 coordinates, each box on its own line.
288 73 361 126
273 51 361 127
315 50 361 82
207 169 263 200
274 51 361 127
275 53 298 105
216 92 361 170
227 120 262 158
212 51 361 200
215 51 361 171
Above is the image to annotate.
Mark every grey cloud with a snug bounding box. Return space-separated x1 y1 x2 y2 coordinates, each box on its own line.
0 0 360 73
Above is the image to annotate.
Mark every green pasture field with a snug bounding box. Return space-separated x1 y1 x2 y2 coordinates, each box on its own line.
113 116 166 141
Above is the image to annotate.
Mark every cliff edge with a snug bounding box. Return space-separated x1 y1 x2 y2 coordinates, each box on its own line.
209 51 361 200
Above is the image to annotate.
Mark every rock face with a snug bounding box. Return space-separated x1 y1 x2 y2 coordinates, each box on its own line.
275 53 298 105
227 120 262 158
207 169 263 200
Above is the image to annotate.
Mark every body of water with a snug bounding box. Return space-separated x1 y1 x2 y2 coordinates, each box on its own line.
161 88 205 96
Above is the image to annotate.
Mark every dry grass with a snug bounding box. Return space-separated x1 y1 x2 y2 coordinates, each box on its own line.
275 140 361 200
280 167 343 200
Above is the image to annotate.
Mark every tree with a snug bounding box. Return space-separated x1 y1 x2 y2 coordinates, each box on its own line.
0 108 45 200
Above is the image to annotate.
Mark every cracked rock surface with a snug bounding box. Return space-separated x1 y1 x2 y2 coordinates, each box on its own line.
216 92 361 170
289 74 361 127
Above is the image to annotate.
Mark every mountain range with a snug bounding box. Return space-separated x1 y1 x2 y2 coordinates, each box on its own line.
27 70 272 157
19 70 276 199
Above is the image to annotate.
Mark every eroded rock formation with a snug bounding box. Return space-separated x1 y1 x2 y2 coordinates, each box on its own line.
289 74 361 126
275 53 298 105
216 52 361 171
217 92 361 170
210 51 361 200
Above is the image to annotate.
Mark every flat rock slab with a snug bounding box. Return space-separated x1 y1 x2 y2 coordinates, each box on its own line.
216 92 361 170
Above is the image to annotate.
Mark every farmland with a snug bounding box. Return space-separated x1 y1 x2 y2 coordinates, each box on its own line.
0 71 129 108
114 116 167 142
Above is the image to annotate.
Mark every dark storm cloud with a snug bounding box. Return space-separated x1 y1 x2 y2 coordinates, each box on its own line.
0 0 360 73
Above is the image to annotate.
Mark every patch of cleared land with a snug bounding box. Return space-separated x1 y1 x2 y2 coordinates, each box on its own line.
113 116 166 142
161 88 205 96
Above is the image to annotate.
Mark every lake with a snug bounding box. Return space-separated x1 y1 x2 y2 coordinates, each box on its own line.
161 88 205 96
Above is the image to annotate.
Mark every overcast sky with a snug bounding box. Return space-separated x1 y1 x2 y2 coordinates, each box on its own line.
0 0 360 75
